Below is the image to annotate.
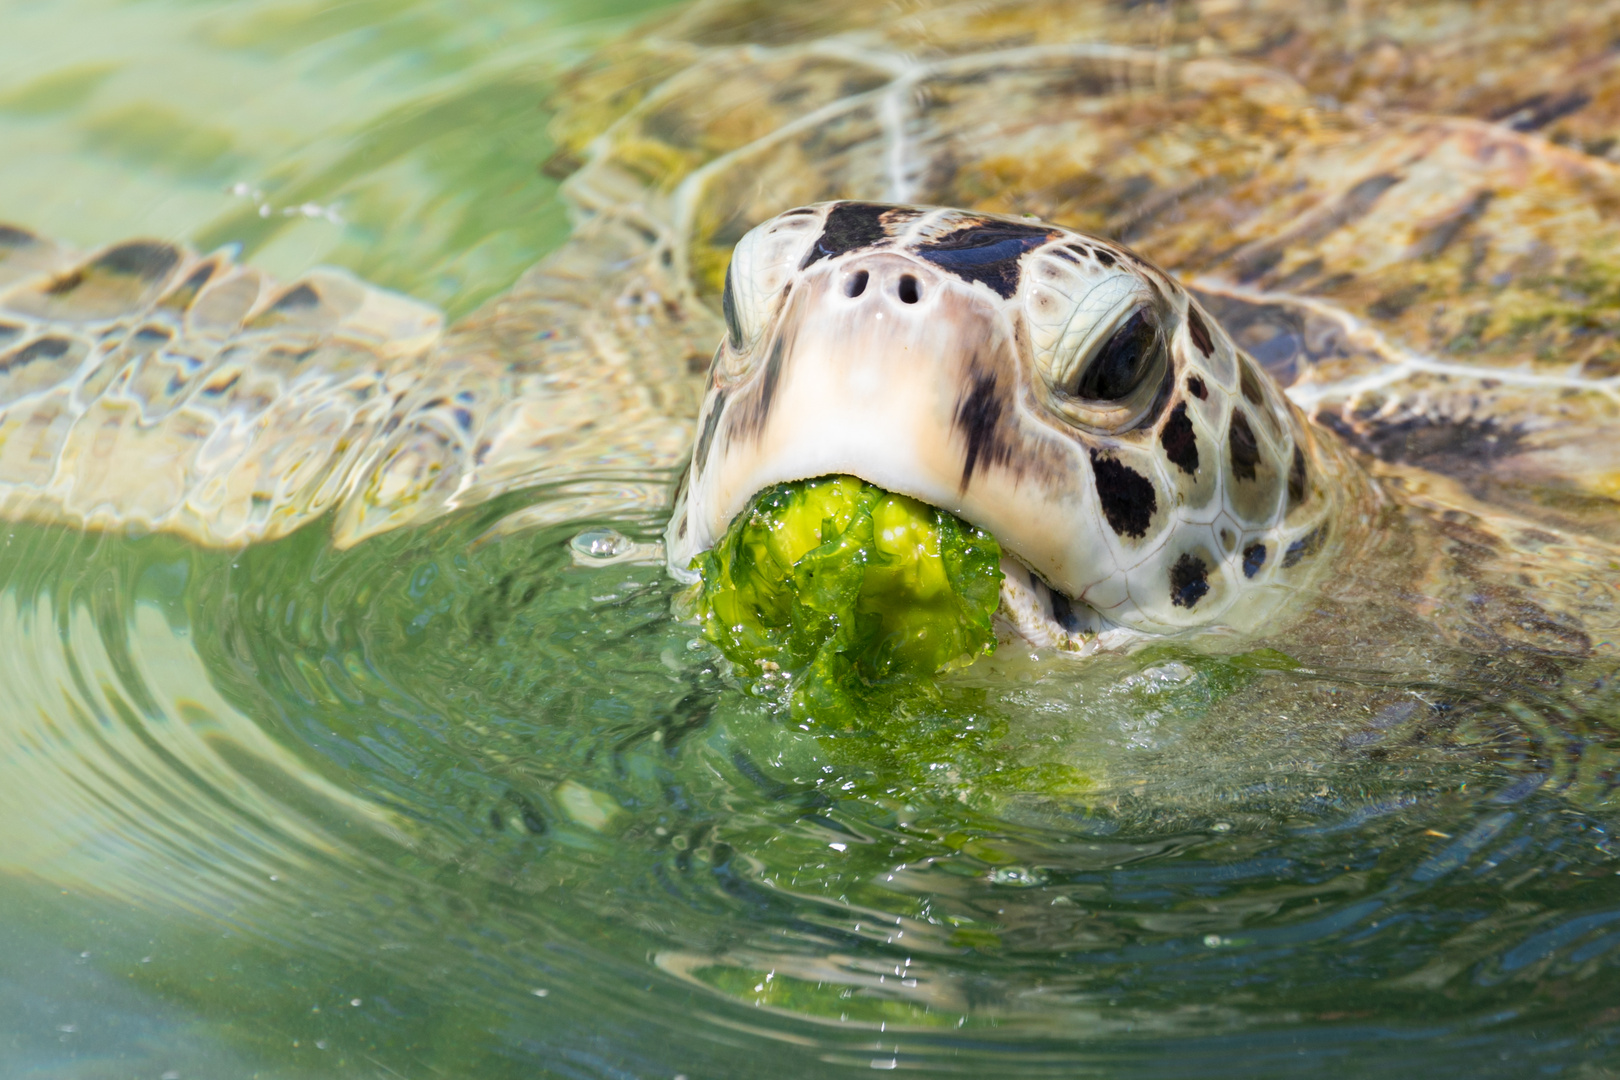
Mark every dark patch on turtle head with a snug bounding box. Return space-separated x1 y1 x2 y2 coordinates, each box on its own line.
954 366 1010 489
1160 402 1198 474
1048 590 1082 633
1228 410 1261 482
799 202 894 270
721 262 744 349
1238 359 1265 406
916 221 1054 299
1169 553 1210 608
741 331 788 437
1283 525 1326 568
1287 444 1308 507
1186 374 1207 400
1242 542 1267 578
1185 305 1214 357
694 389 728 476
1089 450 1157 538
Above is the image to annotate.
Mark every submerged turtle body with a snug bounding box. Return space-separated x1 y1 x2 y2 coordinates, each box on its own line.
0 0 1617 656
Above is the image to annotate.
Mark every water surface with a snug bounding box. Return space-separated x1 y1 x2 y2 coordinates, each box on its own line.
3 2 1620 1077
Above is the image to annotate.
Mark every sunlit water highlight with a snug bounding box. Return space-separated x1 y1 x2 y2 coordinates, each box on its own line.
3 1 1620 1077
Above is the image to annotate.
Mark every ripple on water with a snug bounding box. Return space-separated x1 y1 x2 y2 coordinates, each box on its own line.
2 490 1620 1075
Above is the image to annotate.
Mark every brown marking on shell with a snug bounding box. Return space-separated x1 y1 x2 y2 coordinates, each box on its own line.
1228 173 1403 284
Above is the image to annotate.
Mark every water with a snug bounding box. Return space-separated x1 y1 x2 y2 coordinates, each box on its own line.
0 0 668 318
6 492 1620 1077
3 2 1620 1077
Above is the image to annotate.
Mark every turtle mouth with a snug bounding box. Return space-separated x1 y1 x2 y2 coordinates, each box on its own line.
807 474 1113 650
666 247 1131 651
682 472 1112 671
762 472 1117 654
992 551 1111 652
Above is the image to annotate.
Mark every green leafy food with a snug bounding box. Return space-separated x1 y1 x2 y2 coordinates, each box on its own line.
689 475 1003 716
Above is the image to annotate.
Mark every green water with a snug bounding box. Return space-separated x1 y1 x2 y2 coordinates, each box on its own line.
8 482 1620 1077
0 0 665 319
4 2 1620 1077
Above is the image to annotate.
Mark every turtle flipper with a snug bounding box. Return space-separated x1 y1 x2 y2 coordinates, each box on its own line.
327 213 712 547
0 226 441 545
0 217 713 548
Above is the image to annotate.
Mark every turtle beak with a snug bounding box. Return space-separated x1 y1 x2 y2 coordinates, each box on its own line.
665 251 1106 602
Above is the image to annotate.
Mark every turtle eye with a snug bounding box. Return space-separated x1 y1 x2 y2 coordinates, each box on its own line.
722 263 744 351
1069 308 1164 401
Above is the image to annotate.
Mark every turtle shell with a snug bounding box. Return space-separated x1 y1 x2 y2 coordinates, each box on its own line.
551 0 1620 542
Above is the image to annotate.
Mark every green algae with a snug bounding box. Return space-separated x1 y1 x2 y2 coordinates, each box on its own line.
688 475 1003 719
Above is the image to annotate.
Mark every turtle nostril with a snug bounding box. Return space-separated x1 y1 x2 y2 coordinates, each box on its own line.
844 270 869 298
898 275 920 304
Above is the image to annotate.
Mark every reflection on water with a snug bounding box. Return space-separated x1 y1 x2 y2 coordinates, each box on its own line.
3 485 1620 1076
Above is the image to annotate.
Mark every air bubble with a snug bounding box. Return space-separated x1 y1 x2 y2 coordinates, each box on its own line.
988 866 1049 887
571 528 632 560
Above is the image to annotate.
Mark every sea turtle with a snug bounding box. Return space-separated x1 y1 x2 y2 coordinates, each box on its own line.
0 0 1618 666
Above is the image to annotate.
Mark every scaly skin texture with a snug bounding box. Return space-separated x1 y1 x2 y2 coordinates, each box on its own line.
666 202 1374 641
0 0 1614 655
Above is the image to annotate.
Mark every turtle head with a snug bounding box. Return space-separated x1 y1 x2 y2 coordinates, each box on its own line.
665 201 1357 641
